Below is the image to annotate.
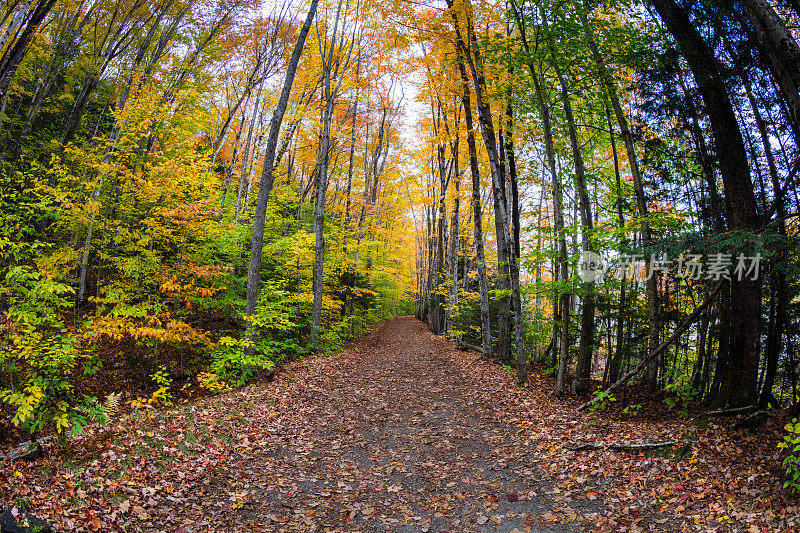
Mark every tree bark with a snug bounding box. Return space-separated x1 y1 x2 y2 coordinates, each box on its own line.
451 1 517 367
235 71 266 225
651 0 762 408
311 0 357 343
245 0 319 348
578 281 726 412
543 12 594 396
737 0 800 137
580 5 659 388
509 0 568 393
456 48 493 357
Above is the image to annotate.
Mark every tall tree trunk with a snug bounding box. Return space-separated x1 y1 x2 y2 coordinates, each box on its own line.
61 75 100 147
219 103 250 221
511 0 569 393
449 123 461 341
235 72 266 225
311 0 357 343
504 87 527 383
605 104 627 384
453 1 524 375
743 78 788 408
452 2 513 364
245 0 319 348
457 50 492 357
343 55 361 257
737 0 800 137
544 13 595 396
0 0 58 103
580 5 660 388
652 0 762 407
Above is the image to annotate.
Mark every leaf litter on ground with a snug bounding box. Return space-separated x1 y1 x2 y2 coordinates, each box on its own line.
1 316 798 532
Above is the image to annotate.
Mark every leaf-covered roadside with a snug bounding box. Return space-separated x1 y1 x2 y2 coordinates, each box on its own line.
1 317 798 532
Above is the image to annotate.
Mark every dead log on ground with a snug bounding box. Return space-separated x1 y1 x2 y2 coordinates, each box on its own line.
570 440 677 452
457 342 484 354
691 405 757 421
731 410 770 429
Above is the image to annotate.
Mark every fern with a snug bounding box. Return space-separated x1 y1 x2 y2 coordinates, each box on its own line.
103 392 122 421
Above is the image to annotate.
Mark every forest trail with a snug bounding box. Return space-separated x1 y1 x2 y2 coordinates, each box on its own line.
183 316 579 532
4 316 792 532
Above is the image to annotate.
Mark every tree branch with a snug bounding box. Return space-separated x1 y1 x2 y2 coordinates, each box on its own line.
576 280 726 412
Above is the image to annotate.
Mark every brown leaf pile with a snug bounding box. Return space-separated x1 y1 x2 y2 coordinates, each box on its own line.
1 316 797 532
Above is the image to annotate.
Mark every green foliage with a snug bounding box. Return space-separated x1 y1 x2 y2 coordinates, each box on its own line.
71 392 122 436
0 266 94 434
779 418 800 494
664 372 697 418
128 366 174 410
0 331 85 433
209 337 274 389
623 403 643 416
150 367 174 407
588 389 617 414
321 318 351 352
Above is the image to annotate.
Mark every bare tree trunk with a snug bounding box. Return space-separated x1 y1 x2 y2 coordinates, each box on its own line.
743 78 788 408
219 104 250 221
737 0 800 137
580 5 659 388
245 0 320 348
456 50 492 357
544 11 594 396
235 73 266 225
0 0 58 105
652 0 762 407
511 1 567 392
504 88 526 383
605 105 627 384
452 1 524 377
311 0 357 343
343 54 361 257
449 122 461 340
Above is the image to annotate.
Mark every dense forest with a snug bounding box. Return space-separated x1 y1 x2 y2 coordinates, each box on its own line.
0 0 418 436
413 0 800 413
1 0 800 528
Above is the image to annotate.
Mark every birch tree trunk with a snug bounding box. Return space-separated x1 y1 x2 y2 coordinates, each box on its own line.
311 0 358 343
235 72 266 225
511 2 570 394
452 0 525 378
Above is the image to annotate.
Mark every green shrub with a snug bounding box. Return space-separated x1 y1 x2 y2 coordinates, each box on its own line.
588 389 617 414
0 266 91 434
209 336 273 389
779 418 800 493
664 372 697 417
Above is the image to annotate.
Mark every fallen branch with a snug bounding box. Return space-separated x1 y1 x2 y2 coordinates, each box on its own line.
570 440 677 452
2 437 53 461
692 405 757 421
577 281 725 412
457 342 484 354
731 410 770 429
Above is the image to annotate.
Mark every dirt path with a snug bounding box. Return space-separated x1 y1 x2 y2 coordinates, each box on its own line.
5 316 797 532
179 316 579 532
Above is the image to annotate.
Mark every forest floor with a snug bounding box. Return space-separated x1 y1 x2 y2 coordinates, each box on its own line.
1 316 799 532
